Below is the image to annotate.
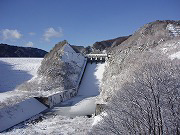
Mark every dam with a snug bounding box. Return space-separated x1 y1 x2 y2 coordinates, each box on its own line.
46 54 108 117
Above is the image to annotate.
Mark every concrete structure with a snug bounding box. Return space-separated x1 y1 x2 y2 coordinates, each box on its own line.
85 53 110 63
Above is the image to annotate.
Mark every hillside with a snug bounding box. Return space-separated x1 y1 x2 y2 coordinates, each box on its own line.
1 20 180 135
92 35 131 51
100 20 180 101
91 20 180 135
0 44 47 57
18 40 85 92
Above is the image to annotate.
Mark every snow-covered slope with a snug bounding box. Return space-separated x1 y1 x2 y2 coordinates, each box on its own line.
0 58 43 92
1 115 93 135
0 58 44 110
18 41 85 93
1 62 106 134
100 20 180 102
48 63 106 117
0 98 47 132
90 20 180 135
61 44 84 67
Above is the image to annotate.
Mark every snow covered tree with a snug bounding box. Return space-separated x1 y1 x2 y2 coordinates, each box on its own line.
90 59 180 135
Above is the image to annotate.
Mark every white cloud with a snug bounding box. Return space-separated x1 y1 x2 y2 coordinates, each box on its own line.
29 32 36 36
25 41 34 47
43 27 63 42
1 29 22 40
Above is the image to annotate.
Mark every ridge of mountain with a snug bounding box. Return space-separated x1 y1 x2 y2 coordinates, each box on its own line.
0 43 47 57
92 35 131 51
99 20 180 102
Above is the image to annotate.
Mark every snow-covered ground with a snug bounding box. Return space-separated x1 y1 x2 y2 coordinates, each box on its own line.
0 98 47 132
0 58 43 111
49 63 106 117
1 62 106 134
61 44 85 67
169 51 180 60
0 58 43 93
1 114 93 135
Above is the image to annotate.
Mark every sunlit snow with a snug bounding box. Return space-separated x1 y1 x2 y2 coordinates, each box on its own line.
0 58 43 92
48 63 106 117
169 51 180 60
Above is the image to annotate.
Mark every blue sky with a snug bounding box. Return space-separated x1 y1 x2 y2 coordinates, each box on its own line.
0 0 180 51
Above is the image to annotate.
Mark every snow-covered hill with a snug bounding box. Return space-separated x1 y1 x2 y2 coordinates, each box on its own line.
100 20 180 102
90 20 180 135
17 40 85 93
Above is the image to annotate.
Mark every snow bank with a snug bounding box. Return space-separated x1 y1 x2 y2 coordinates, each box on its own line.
0 98 47 132
169 51 180 60
92 112 107 126
2 115 93 135
0 58 42 92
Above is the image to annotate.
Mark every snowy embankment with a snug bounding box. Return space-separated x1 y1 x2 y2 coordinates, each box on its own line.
0 98 47 132
0 58 42 93
49 63 106 117
1 114 93 135
0 58 43 108
2 62 106 134
0 58 47 132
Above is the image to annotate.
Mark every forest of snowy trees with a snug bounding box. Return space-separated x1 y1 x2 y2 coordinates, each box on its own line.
89 20 180 135
90 58 179 134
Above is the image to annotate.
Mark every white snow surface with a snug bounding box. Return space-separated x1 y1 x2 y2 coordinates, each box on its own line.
0 98 47 132
169 51 180 60
1 62 106 135
49 63 106 117
1 114 93 135
92 112 107 126
61 44 84 67
0 58 43 92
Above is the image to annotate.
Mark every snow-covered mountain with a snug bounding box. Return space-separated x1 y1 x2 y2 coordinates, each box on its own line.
1 20 180 134
99 20 180 102
91 20 180 135
18 40 85 93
